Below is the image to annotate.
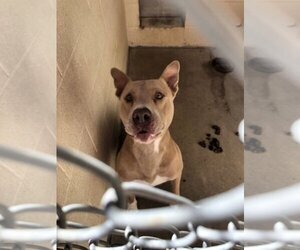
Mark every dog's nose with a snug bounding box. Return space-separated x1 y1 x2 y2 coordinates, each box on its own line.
132 108 152 126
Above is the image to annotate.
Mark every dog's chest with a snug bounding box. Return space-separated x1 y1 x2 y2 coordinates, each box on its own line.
132 174 170 186
129 136 177 185
150 175 170 186
132 143 167 184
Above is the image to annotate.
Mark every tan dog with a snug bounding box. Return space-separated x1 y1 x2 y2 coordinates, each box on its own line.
111 61 183 208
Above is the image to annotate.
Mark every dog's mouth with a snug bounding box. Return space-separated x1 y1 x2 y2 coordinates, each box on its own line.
124 119 164 143
134 128 160 143
138 130 148 134
136 129 152 142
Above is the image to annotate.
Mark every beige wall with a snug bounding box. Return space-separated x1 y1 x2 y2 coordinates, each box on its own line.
124 0 244 47
57 0 128 226
0 0 56 227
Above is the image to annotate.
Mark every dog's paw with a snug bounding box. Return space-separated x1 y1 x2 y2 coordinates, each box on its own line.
128 199 138 210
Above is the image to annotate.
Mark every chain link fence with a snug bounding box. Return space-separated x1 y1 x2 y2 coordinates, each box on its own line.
0 145 299 249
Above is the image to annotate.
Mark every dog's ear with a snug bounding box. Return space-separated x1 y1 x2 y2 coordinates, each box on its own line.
111 68 130 97
160 60 180 95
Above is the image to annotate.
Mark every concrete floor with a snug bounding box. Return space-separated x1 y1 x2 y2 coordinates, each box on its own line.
245 63 300 196
127 47 244 205
244 57 300 234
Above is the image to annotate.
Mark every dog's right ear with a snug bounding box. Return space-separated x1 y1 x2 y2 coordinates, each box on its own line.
111 68 130 97
160 60 180 96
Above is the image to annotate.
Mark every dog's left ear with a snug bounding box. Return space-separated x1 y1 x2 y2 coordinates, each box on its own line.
160 60 180 95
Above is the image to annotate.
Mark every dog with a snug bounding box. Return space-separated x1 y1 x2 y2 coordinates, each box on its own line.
111 61 183 209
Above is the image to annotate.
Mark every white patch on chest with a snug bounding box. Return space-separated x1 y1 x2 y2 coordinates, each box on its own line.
151 175 169 186
153 137 161 153
131 175 169 187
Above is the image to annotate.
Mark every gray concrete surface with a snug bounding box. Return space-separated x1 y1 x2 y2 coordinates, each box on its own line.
244 58 300 232
245 63 300 197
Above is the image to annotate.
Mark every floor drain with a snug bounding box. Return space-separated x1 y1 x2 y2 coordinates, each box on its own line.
211 57 234 74
247 57 283 73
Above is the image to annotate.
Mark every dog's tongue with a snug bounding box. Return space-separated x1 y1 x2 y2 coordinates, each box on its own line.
136 130 152 142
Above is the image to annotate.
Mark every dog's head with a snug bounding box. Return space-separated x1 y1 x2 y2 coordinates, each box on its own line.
111 61 180 144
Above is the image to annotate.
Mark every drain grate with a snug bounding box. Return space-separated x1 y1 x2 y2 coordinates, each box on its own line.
247 57 283 73
211 57 234 74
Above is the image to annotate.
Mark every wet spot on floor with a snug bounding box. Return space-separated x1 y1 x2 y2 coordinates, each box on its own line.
248 125 262 135
198 125 223 153
198 140 206 148
208 138 223 153
211 125 221 135
224 102 231 113
245 138 266 153
235 131 239 136
211 77 225 99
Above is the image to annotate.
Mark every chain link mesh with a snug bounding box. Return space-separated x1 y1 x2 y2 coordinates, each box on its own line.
0 146 299 250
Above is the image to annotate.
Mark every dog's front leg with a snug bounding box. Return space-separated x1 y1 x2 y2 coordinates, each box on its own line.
171 174 182 196
127 195 138 210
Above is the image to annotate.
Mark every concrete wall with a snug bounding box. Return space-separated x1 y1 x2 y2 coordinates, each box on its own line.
57 0 128 226
124 0 244 47
0 0 56 226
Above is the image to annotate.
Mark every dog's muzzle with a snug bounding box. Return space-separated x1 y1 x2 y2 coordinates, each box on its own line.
131 107 156 142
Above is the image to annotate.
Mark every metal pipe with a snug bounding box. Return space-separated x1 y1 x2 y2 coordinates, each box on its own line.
106 185 243 229
0 145 55 171
122 182 194 205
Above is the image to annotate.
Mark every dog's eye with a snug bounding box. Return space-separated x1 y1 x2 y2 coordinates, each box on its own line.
154 92 164 100
124 93 133 103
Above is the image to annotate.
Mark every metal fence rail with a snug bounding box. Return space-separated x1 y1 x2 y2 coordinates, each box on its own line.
0 145 299 250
